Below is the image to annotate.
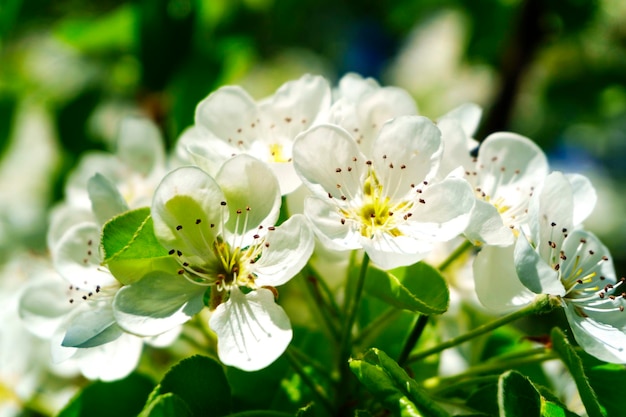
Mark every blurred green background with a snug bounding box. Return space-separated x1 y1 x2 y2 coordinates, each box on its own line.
1 0 626 267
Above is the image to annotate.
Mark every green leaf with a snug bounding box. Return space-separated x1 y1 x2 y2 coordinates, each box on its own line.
139 393 193 417
144 355 231 417
102 207 175 284
350 348 450 417
497 370 541 417
541 400 579 417
58 372 154 417
551 327 606 417
364 262 449 314
584 359 626 417
466 383 498 416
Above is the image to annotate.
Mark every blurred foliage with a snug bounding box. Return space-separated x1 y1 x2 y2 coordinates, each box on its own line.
1 0 626 259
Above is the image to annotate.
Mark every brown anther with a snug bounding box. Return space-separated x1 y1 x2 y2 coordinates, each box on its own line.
176 225 183 230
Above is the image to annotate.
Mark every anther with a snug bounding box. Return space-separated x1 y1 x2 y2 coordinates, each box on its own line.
336 168 342 173
196 219 201 224
221 201 227 206
176 225 183 230
551 222 556 227
268 226 275 231
178 269 185 275
177 250 182 257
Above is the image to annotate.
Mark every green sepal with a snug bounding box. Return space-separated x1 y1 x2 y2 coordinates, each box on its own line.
551 327 606 417
349 348 450 417
101 207 175 284
364 262 449 315
140 355 231 417
57 372 154 417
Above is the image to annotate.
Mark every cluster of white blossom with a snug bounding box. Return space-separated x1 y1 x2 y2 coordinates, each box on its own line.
15 73 626 383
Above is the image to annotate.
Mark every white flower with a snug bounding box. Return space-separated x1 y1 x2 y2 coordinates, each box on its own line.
48 117 167 251
435 102 482 180
19 222 145 381
476 172 626 363
18 117 178 381
474 171 597 313
113 155 314 371
460 131 549 246
328 73 418 154
292 115 475 270
178 74 331 195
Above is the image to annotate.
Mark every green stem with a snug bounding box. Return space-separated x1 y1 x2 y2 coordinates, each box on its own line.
285 348 335 414
426 351 557 392
288 345 335 382
396 240 474 367
438 239 473 272
397 314 430 366
339 253 370 365
336 252 370 414
300 267 341 339
407 294 553 364
354 307 401 345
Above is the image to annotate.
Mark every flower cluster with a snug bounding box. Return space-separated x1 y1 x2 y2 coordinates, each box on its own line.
15 72 626 389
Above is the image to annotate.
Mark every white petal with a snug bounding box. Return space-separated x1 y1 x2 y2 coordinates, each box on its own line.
176 126 234 177
566 173 597 226
209 287 292 371
268 160 302 196
216 155 281 237
53 222 116 288
436 117 476 179
476 133 548 225
87 173 129 226
18 277 71 339
336 73 379 101
362 234 433 270
514 233 566 296
195 86 259 146
353 87 418 153
303 196 362 251
260 74 331 140
113 271 205 336
373 116 442 188
406 178 474 242
529 172 574 261
73 333 143 381
564 303 626 364
473 245 536 313
293 124 366 199
116 117 165 177
253 214 314 287
438 102 482 137
463 199 514 246
151 166 224 263
477 132 548 185
47 203 95 252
